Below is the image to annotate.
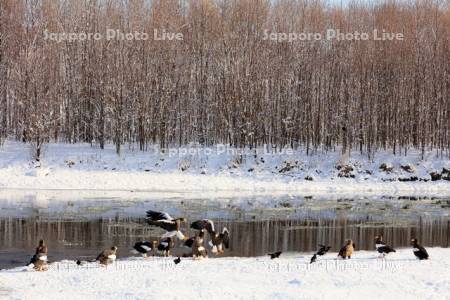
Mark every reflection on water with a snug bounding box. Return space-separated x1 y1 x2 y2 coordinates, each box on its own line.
0 192 449 269
0 215 448 269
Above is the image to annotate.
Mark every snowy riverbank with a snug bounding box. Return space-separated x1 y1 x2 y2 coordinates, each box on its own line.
0 248 449 300
0 141 449 197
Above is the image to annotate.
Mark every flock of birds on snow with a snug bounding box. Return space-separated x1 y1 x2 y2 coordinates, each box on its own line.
26 210 430 271
27 210 230 271
306 235 429 263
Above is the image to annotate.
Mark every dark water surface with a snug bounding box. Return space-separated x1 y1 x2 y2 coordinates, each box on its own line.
0 193 449 269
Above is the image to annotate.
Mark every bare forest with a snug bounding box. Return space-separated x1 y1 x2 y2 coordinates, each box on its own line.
0 0 448 159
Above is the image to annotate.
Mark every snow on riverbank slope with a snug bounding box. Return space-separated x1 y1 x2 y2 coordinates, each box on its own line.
0 248 449 300
0 141 448 196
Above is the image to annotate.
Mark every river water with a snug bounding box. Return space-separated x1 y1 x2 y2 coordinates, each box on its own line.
0 192 448 269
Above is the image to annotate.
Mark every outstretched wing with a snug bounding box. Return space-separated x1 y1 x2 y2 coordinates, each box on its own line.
190 219 215 233
146 220 175 231
146 210 173 221
146 210 176 231
220 227 230 248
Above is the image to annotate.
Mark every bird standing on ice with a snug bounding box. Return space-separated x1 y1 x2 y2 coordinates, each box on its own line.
192 230 208 259
157 237 174 257
338 239 355 259
374 235 396 257
411 238 429 260
210 227 230 254
190 219 230 255
132 241 158 258
28 239 48 271
146 210 188 241
96 246 118 265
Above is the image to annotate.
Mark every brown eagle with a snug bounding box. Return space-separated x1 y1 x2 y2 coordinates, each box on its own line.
338 239 355 259
192 230 208 259
96 246 118 265
28 239 48 271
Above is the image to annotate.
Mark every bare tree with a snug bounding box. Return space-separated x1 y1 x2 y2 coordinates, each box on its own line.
0 0 448 158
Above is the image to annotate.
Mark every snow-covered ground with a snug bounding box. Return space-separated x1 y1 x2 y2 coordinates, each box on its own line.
0 248 449 300
1 141 449 299
0 141 449 197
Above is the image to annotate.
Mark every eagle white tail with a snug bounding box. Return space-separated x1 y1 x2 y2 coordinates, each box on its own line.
161 230 185 240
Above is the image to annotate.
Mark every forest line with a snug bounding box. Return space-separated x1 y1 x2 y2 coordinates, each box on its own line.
0 0 448 159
